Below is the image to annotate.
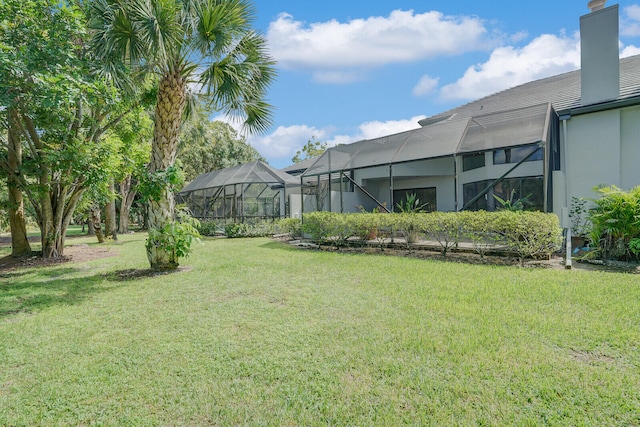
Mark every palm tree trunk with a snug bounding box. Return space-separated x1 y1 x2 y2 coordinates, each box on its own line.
146 69 186 270
7 107 32 257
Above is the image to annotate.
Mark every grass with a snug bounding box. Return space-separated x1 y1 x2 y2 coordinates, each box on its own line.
1 233 640 425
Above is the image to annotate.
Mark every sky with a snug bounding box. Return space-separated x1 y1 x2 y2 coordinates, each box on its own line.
214 1 640 169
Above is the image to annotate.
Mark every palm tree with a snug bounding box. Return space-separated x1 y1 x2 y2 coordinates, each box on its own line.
88 0 276 270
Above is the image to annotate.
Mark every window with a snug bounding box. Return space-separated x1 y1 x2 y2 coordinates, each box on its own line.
462 152 485 171
493 145 543 164
463 176 544 211
393 187 436 212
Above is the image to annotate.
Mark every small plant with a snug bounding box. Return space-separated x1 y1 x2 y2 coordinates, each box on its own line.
396 193 428 213
493 190 530 211
629 238 640 258
145 207 201 270
569 197 591 237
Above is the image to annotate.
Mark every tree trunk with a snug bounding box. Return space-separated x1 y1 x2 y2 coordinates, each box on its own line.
87 215 96 236
118 175 136 234
90 205 105 244
146 69 186 271
104 179 118 241
6 107 32 257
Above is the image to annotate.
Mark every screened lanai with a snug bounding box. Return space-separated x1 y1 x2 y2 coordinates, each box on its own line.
177 161 299 223
301 103 557 214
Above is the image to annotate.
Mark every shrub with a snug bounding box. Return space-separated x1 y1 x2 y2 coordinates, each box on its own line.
493 211 562 262
397 213 422 245
458 210 503 258
197 220 224 237
422 212 461 256
277 217 302 238
589 185 640 260
345 213 378 246
224 221 276 238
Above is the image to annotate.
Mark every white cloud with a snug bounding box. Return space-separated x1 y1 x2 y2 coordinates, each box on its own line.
246 116 426 167
247 124 331 163
268 10 493 82
439 33 581 102
622 5 640 37
621 44 640 57
357 116 426 140
412 75 440 97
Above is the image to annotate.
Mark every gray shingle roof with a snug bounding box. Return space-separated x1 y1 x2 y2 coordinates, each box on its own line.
419 54 640 125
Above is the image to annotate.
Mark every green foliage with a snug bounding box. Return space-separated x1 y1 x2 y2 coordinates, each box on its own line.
629 238 640 257
178 113 266 182
197 220 224 237
302 210 562 261
588 185 640 260
396 193 429 213
291 137 328 163
138 166 185 202
422 212 462 256
224 221 276 238
276 217 302 238
569 197 591 238
493 189 531 211
493 211 563 262
145 208 201 262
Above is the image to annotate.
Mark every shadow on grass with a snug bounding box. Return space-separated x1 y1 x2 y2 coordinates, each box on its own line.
0 267 131 318
258 240 301 252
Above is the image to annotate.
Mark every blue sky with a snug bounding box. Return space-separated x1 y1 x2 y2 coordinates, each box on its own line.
216 1 640 168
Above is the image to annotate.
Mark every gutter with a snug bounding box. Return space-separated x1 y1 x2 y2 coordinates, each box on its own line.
557 95 640 118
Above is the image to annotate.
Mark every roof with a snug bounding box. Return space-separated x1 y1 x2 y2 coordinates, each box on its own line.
303 103 551 176
179 161 299 193
280 156 321 175
302 54 640 177
420 54 640 125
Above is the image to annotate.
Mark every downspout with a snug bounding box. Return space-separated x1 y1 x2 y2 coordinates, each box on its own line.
561 116 572 269
453 154 459 211
389 164 394 212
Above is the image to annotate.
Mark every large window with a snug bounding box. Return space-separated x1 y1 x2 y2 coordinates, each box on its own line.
493 145 543 164
462 152 485 171
463 176 543 211
393 187 436 212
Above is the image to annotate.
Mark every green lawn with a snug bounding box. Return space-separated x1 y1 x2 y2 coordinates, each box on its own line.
1 233 639 425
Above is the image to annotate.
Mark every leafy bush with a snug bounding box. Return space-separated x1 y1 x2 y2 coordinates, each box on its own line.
145 208 201 267
422 212 461 256
589 185 640 260
276 217 302 238
197 220 224 237
302 210 562 261
493 211 562 262
458 210 503 258
397 213 422 245
225 221 276 238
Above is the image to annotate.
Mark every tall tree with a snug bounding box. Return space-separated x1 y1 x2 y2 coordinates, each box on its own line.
89 0 276 270
1 0 138 258
179 113 265 182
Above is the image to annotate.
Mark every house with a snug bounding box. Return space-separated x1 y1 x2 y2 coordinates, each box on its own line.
294 2 640 230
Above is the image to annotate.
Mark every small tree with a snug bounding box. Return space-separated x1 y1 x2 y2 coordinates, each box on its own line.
292 137 328 163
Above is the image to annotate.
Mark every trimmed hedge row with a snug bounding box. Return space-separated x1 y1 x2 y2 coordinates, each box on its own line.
299 211 562 260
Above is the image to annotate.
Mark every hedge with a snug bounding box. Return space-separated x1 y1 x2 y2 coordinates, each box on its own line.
302 211 562 260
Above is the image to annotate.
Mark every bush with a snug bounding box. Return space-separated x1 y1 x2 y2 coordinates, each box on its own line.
197 220 224 237
589 185 640 260
422 212 461 256
301 210 562 261
224 221 276 238
277 217 302 238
